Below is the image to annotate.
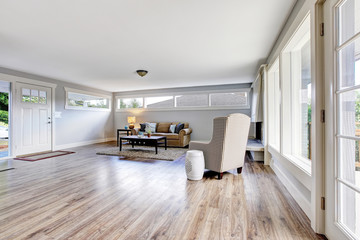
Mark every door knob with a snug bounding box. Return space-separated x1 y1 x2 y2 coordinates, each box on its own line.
48 121 51 124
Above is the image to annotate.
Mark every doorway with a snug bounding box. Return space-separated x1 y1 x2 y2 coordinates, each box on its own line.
0 81 10 158
16 82 52 155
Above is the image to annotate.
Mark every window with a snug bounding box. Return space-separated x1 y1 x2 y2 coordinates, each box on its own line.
268 59 281 151
116 89 250 111
145 96 174 108
282 14 311 162
65 87 111 111
175 94 208 107
210 92 248 107
118 98 143 109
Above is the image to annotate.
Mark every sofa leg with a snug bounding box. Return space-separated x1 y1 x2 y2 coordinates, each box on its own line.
218 172 223 180
237 167 243 174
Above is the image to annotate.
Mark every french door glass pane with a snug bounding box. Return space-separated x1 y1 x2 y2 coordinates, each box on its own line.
338 183 360 237
339 138 360 189
338 89 360 137
338 0 360 45
338 37 360 89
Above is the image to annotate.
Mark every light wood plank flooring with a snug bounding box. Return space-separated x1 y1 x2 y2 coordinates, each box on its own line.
0 142 324 240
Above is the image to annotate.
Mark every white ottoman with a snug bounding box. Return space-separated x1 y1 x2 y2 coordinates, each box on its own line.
185 150 205 180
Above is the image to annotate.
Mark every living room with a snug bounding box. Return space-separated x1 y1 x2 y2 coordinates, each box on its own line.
1 0 360 239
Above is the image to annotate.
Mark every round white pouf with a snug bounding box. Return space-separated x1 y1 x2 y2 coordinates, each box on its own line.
185 150 205 180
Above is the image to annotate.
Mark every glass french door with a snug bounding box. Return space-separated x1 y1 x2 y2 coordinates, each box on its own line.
324 0 360 239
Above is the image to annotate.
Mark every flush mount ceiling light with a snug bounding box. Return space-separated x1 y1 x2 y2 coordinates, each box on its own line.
136 70 148 77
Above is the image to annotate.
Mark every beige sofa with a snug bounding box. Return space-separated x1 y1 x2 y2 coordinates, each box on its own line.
131 122 192 147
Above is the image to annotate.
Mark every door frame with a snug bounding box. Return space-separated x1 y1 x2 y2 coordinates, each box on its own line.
0 73 57 157
323 0 359 239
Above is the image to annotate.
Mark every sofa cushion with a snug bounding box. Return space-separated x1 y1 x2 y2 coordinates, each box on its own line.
140 123 146 132
171 122 189 129
157 122 171 133
175 123 185 134
152 133 180 140
145 122 157 133
169 124 176 133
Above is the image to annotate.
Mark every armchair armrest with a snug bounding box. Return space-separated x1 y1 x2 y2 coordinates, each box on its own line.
179 128 192 135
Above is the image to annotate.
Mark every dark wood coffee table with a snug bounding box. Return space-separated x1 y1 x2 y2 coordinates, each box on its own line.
119 136 167 154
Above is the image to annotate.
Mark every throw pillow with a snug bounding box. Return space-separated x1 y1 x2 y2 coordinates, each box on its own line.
140 123 146 132
146 122 157 133
175 123 185 134
169 124 176 133
157 123 171 133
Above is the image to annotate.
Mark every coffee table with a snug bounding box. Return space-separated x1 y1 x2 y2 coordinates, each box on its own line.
119 136 167 154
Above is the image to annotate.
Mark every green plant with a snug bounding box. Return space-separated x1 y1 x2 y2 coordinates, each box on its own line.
145 125 152 134
0 110 8 124
0 92 8 111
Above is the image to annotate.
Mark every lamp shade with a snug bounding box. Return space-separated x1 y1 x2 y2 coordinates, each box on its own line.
127 116 136 124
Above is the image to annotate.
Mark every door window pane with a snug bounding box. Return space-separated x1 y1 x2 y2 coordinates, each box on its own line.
338 0 360 45
339 37 360 89
30 89 39 103
22 88 30 102
339 138 360 189
175 94 208 107
145 96 174 108
39 91 47 104
210 92 248 106
339 89 360 137
338 183 360 236
118 98 143 109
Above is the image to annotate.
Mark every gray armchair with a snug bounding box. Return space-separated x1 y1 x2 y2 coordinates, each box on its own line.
189 113 250 179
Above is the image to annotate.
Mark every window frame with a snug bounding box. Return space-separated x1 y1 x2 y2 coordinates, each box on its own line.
64 87 112 112
115 89 251 112
280 13 312 168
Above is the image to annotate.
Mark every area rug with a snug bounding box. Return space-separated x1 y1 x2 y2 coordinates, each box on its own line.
14 151 75 162
97 145 187 161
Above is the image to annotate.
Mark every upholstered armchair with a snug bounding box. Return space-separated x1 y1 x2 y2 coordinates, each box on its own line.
189 113 250 179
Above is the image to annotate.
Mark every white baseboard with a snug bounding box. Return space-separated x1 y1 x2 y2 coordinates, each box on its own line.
270 159 311 218
54 137 116 150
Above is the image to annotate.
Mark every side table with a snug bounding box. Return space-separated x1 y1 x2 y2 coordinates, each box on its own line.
117 129 132 146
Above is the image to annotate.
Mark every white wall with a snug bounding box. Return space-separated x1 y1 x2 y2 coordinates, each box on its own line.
114 84 254 141
0 67 115 150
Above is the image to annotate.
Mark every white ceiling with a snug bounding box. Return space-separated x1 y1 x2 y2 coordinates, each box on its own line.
0 0 296 92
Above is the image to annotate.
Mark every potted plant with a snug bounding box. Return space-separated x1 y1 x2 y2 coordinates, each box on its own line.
145 126 152 137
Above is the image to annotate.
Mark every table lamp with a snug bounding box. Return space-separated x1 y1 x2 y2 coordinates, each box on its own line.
127 116 136 129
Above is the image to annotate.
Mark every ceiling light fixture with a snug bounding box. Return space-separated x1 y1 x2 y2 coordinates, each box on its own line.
136 70 148 77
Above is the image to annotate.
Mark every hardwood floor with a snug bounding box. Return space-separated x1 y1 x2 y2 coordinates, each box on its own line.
0 142 324 240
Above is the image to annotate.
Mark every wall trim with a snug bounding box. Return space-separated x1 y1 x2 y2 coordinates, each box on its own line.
54 137 116 150
271 159 311 218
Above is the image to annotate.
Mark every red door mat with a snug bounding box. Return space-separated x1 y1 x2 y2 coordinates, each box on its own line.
14 151 75 162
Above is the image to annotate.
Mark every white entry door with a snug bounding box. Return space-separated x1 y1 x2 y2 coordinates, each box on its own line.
324 0 360 239
16 83 52 155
